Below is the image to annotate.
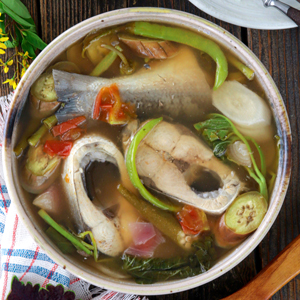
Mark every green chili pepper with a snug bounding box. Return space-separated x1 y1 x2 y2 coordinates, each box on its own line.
126 117 180 212
127 22 228 90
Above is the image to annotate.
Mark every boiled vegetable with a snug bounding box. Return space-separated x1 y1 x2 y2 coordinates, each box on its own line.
122 235 216 284
177 205 210 235
125 118 180 212
33 186 61 215
213 192 268 248
89 50 118 77
60 128 84 141
67 42 94 74
21 145 61 194
212 81 272 137
227 53 254 80
227 141 252 167
194 114 268 200
118 34 178 59
93 83 136 124
26 144 61 176
82 33 119 65
46 61 80 74
127 22 228 90
31 73 57 102
52 116 86 137
43 115 58 129
14 122 39 157
117 185 185 248
46 227 76 255
43 140 73 158
38 209 92 256
28 124 48 147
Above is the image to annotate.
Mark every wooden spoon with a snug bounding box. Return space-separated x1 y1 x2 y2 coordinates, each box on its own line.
222 234 300 300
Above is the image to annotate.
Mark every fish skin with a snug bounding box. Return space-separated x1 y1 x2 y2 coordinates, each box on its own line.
53 47 212 123
134 121 242 215
62 133 135 256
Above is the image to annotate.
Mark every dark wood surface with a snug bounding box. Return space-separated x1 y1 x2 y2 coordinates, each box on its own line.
1 1 299 299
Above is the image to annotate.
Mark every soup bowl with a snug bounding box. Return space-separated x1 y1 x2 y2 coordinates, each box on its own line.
2 7 292 295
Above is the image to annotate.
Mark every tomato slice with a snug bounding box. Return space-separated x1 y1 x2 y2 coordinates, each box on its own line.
43 140 73 158
60 128 84 141
177 205 210 235
93 87 112 120
52 116 86 137
92 84 136 124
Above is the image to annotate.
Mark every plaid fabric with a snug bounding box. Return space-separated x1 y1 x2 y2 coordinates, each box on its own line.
0 94 147 300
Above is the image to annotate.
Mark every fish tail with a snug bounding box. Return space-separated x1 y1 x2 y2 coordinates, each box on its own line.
53 70 101 122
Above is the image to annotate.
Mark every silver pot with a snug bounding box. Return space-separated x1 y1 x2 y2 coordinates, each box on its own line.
2 7 292 295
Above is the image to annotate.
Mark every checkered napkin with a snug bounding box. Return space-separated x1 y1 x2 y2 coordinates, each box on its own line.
0 93 147 300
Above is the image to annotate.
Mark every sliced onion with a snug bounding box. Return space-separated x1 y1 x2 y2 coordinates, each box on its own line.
227 141 251 167
129 222 156 246
124 227 165 258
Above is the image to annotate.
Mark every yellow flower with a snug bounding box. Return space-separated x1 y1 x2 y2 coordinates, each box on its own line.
0 12 2 22
7 60 13 66
0 58 3 65
3 78 17 89
21 68 26 77
0 42 7 50
0 37 9 42
0 49 5 55
3 65 9 73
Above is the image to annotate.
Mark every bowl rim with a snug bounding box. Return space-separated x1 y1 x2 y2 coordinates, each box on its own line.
2 7 292 295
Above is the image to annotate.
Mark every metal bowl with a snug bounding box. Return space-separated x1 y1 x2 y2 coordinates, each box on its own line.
2 7 292 295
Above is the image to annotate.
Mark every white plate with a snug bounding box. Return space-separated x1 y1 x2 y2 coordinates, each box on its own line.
189 0 300 29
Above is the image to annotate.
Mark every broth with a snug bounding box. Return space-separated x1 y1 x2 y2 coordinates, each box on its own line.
14 22 278 283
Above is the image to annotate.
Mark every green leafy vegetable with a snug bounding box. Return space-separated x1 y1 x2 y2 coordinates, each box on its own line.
38 209 92 256
194 113 268 200
7 276 77 300
122 236 216 284
38 209 105 262
45 227 76 255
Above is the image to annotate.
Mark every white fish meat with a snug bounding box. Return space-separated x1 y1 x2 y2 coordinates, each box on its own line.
53 47 212 123
133 121 242 215
62 133 135 256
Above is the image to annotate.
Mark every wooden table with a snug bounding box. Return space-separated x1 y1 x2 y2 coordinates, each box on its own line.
1 1 299 299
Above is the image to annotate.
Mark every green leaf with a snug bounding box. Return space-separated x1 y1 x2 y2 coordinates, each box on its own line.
21 38 36 58
46 227 76 255
0 10 5 32
25 30 47 50
1 2 35 28
1 0 32 19
15 24 22 43
212 140 231 158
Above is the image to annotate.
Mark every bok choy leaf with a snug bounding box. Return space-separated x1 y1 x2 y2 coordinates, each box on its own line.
194 113 268 200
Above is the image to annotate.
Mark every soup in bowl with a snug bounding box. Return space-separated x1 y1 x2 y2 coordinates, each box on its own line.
3 8 291 295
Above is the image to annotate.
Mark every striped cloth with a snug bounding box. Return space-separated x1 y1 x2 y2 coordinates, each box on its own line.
0 93 147 300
